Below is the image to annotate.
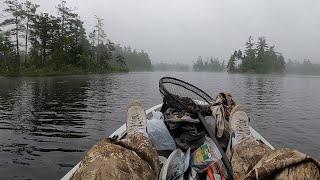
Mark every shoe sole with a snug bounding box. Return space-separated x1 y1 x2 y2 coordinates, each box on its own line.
229 105 247 120
126 100 147 134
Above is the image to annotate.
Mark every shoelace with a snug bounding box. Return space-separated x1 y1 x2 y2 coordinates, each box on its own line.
127 114 145 131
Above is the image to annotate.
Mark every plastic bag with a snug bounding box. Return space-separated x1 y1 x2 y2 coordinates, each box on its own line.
160 148 190 180
190 136 222 172
152 111 164 120
147 111 177 151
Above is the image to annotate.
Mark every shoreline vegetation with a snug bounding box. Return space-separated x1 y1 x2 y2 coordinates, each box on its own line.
0 65 129 77
1 0 319 77
153 62 190 72
227 36 286 74
191 36 320 76
0 0 152 77
193 56 224 72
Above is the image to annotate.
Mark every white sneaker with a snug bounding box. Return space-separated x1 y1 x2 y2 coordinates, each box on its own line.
229 105 252 148
126 100 148 137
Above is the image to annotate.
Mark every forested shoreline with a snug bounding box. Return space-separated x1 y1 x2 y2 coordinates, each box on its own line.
1 0 319 78
225 36 320 75
193 56 224 72
191 36 320 75
0 0 152 76
227 36 286 74
286 59 320 75
153 62 190 72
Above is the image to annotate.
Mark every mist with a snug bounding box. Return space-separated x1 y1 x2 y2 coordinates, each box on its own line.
2 0 320 64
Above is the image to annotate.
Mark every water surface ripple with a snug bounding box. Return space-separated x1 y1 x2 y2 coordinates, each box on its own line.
0 72 319 179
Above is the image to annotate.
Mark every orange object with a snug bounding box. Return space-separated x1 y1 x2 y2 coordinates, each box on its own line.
207 167 215 180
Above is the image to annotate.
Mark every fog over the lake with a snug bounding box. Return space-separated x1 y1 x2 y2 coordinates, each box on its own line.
18 0 320 64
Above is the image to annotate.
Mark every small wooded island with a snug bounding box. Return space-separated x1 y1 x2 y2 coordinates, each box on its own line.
227 36 286 74
192 36 320 75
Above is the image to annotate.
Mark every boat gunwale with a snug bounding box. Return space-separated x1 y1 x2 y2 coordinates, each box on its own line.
61 103 274 180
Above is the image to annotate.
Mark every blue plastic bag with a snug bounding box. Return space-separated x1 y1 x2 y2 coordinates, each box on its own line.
147 111 177 151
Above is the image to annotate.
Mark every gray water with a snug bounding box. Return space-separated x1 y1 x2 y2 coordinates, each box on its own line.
0 72 319 180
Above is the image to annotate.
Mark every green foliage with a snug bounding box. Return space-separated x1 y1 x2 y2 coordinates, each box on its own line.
1 0 25 66
227 51 237 72
0 0 154 76
228 36 286 74
22 0 39 63
193 56 224 72
0 33 15 65
153 62 189 71
112 45 152 71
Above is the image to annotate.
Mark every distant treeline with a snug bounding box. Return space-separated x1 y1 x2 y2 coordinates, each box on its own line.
153 62 190 72
193 56 225 72
286 59 320 75
112 45 152 71
190 36 320 75
0 0 151 75
227 36 286 74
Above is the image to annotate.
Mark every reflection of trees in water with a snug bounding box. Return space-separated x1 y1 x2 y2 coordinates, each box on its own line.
243 75 283 104
0 77 91 179
30 77 90 138
242 75 284 122
0 77 90 135
255 76 282 104
242 74 286 149
0 78 23 113
84 76 124 132
0 77 91 151
0 79 33 131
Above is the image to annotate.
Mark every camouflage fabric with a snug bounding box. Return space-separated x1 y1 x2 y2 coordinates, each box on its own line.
210 92 236 149
211 92 236 120
71 133 160 180
217 120 230 150
230 137 273 180
231 138 320 180
244 148 320 180
211 95 226 139
71 93 320 180
219 92 320 180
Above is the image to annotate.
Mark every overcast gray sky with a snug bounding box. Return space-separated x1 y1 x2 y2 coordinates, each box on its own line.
18 0 320 64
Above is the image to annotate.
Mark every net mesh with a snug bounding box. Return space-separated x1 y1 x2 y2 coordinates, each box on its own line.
159 77 213 104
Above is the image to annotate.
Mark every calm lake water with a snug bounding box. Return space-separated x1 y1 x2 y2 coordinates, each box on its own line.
0 72 319 179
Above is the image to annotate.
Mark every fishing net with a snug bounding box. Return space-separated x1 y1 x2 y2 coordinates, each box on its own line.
159 77 213 114
159 77 234 179
159 77 213 104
